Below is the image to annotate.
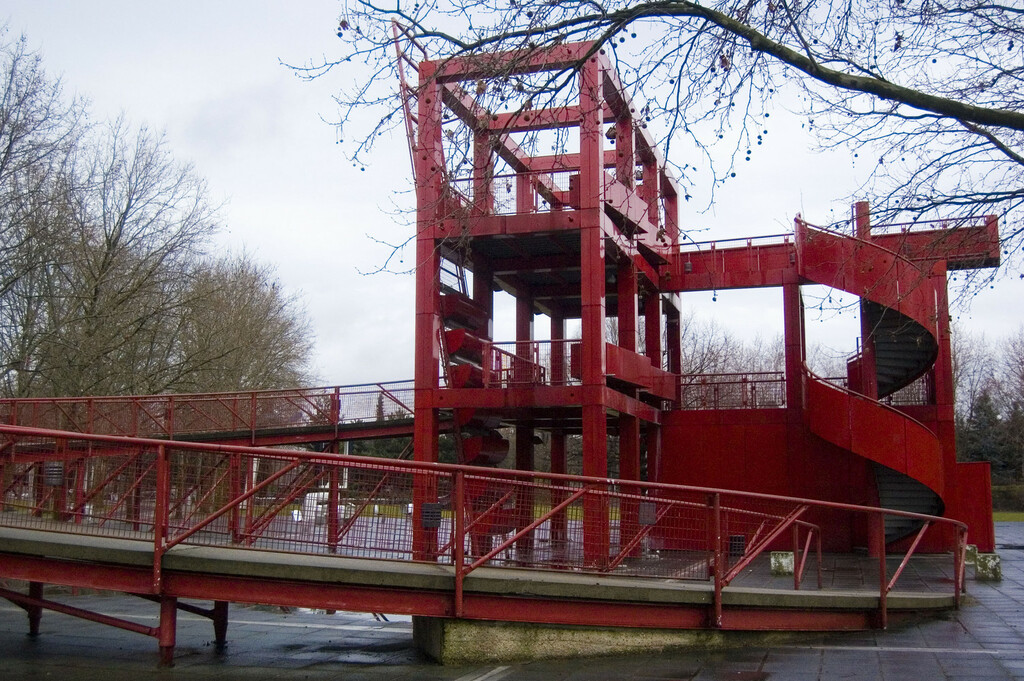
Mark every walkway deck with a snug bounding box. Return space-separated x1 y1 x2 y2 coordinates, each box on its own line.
0 522 956 624
1 524 1013 678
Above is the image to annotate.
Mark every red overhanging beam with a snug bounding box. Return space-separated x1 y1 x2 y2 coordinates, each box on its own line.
661 242 797 292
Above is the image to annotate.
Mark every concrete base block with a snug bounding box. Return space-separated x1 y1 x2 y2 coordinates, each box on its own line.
770 551 794 576
975 553 1002 581
965 544 978 566
412 617 804 665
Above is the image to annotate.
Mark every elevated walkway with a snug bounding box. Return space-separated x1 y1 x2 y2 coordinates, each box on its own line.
0 424 967 666
0 522 958 660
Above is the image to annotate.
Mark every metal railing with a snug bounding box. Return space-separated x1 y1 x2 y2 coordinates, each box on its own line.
850 215 992 237
679 372 786 409
0 382 415 441
823 364 934 408
448 170 576 215
883 373 934 406
485 340 582 387
0 424 967 625
677 233 793 254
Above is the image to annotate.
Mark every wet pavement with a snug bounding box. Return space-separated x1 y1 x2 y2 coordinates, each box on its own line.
1 522 1023 680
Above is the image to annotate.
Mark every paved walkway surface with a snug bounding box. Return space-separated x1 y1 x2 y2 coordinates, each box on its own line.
1 522 1022 680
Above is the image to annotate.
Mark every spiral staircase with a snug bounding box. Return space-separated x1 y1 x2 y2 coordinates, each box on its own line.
797 221 946 543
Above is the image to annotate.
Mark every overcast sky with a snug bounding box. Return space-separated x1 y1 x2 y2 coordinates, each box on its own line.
4 2 1020 386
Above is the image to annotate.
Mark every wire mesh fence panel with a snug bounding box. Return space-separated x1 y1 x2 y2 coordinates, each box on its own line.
171 396 255 437
454 475 712 580
486 341 581 387
715 492 817 580
679 373 786 409
0 435 160 540
0 383 417 439
154 450 455 563
883 373 933 407
486 344 546 387
450 170 576 215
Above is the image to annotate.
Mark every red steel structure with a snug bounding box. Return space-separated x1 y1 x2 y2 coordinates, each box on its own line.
402 35 1000 558
0 34 1002 666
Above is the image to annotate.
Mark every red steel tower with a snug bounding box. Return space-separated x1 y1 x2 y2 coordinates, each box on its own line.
403 36 1001 559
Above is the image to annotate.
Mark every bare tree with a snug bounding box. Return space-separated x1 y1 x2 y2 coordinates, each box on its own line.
1 31 315 398
310 1 1022 269
950 327 1024 480
952 325 999 420
18 120 216 397
678 312 742 374
0 28 85 392
169 254 314 393
1000 326 1024 408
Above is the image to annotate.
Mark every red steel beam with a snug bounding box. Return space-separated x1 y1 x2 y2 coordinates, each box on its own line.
0 553 154 593
163 572 452 618
0 586 159 637
661 241 797 292
432 42 595 83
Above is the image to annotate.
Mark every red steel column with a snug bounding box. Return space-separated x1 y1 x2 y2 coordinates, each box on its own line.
646 423 663 486
855 201 879 400
412 59 444 560
212 600 229 649
617 254 641 556
644 293 662 369
615 112 634 191
473 132 494 215
27 581 42 636
617 255 638 353
639 154 660 231
158 595 177 667
666 302 682 378
515 295 535 564
783 278 804 416
643 292 664 484
930 261 956 453
550 313 568 560
472 253 494 340
579 55 609 567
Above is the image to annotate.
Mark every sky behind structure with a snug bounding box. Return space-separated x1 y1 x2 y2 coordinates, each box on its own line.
4 1 1019 385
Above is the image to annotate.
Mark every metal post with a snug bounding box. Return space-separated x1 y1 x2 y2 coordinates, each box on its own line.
579 55 609 570
954 526 966 608
167 395 175 439
793 524 800 591
73 457 86 525
153 445 169 592
27 581 42 637
328 464 340 554
250 392 258 445
454 471 465 617
711 493 723 628
158 595 177 667
228 453 241 543
816 530 823 589
212 601 229 650
877 513 888 629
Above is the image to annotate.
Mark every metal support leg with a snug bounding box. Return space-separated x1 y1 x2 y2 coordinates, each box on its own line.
213 600 229 650
877 515 888 630
27 582 42 637
158 595 177 667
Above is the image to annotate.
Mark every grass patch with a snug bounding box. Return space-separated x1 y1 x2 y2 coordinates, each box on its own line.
993 511 1024 522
